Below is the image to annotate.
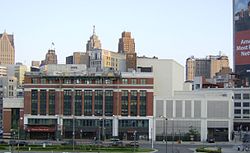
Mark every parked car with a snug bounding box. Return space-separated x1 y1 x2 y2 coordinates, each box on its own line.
243 134 250 143
92 140 103 145
17 141 28 146
126 141 139 147
62 140 77 145
0 140 7 144
8 140 17 146
111 139 123 147
207 137 215 143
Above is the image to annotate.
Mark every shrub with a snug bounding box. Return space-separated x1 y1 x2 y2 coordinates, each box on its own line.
196 147 222 153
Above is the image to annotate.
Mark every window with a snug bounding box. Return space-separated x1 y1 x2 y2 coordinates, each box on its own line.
131 79 137 84
75 90 82 116
32 78 38 84
234 94 241 100
234 102 241 107
140 79 146 84
243 109 250 114
75 79 81 84
40 90 47 115
31 90 38 115
234 109 241 114
49 90 55 115
84 90 92 116
64 79 71 84
121 90 128 116
139 90 147 116
130 90 137 116
122 79 128 84
243 102 250 107
243 93 250 99
105 90 113 116
84 79 92 84
95 79 102 84
94 90 103 116
63 90 72 115
41 78 46 84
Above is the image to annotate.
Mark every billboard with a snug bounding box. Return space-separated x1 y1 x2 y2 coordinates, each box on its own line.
234 0 250 66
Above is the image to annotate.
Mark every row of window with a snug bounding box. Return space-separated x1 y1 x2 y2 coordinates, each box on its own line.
234 102 250 107
31 90 147 117
63 119 112 127
31 78 148 85
28 118 149 129
234 93 250 100
234 109 250 115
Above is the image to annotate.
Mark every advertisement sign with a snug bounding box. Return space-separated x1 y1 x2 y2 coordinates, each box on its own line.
234 0 250 66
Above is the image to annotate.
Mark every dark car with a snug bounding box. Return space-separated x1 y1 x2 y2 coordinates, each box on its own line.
0 140 6 144
62 140 77 145
207 137 215 143
243 134 250 143
111 139 123 147
18 141 28 146
8 140 17 146
92 140 103 145
126 141 139 147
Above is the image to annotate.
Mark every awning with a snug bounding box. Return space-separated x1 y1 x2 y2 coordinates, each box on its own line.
26 126 55 132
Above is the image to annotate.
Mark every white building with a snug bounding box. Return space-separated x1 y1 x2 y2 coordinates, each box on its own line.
137 57 184 98
154 89 234 141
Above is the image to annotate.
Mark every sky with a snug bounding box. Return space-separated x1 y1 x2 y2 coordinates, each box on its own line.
0 0 233 67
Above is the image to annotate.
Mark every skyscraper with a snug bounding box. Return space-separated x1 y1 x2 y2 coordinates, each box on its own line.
86 26 102 51
118 31 137 71
41 49 57 65
0 31 15 64
118 32 135 53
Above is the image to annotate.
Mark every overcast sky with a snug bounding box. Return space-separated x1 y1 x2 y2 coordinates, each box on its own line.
0 0 233 67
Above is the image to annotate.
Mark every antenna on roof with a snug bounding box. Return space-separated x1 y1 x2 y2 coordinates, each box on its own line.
93 25 96 35
51 42 55 50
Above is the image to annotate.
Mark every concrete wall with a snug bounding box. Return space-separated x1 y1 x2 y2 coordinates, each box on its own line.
137 58 184 98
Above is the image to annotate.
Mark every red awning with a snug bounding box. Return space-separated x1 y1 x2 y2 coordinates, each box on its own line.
26 126 55 132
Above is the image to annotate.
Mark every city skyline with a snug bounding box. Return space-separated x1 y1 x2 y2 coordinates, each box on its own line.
0 0 232 67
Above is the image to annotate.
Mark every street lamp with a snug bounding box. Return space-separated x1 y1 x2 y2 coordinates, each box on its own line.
159 116 168 153
98 118 102 153
171 119 174 153
17 117 23 153
133 130 137 153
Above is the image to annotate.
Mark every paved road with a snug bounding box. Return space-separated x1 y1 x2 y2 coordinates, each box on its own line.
141 142 241 153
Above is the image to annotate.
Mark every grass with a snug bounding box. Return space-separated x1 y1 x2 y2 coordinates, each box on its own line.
0 144 154 152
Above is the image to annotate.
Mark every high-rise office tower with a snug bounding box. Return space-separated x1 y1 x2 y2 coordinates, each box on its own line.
14 63 27 86
186 54 229 81
41 49 57 65
0 31 15 64
86 26 102 51
118 32 135 53
118 31 137 71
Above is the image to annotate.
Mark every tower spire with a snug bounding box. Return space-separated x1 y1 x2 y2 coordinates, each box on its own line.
93 25 96 35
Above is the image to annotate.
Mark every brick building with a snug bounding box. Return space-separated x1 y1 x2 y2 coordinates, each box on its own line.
22 69 153 140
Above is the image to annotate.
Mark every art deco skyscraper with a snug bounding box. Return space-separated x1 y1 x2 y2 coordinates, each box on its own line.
0 31 15 64
118 32 135 53
86 26 102 51
118 31 136 71
41 49 58 65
